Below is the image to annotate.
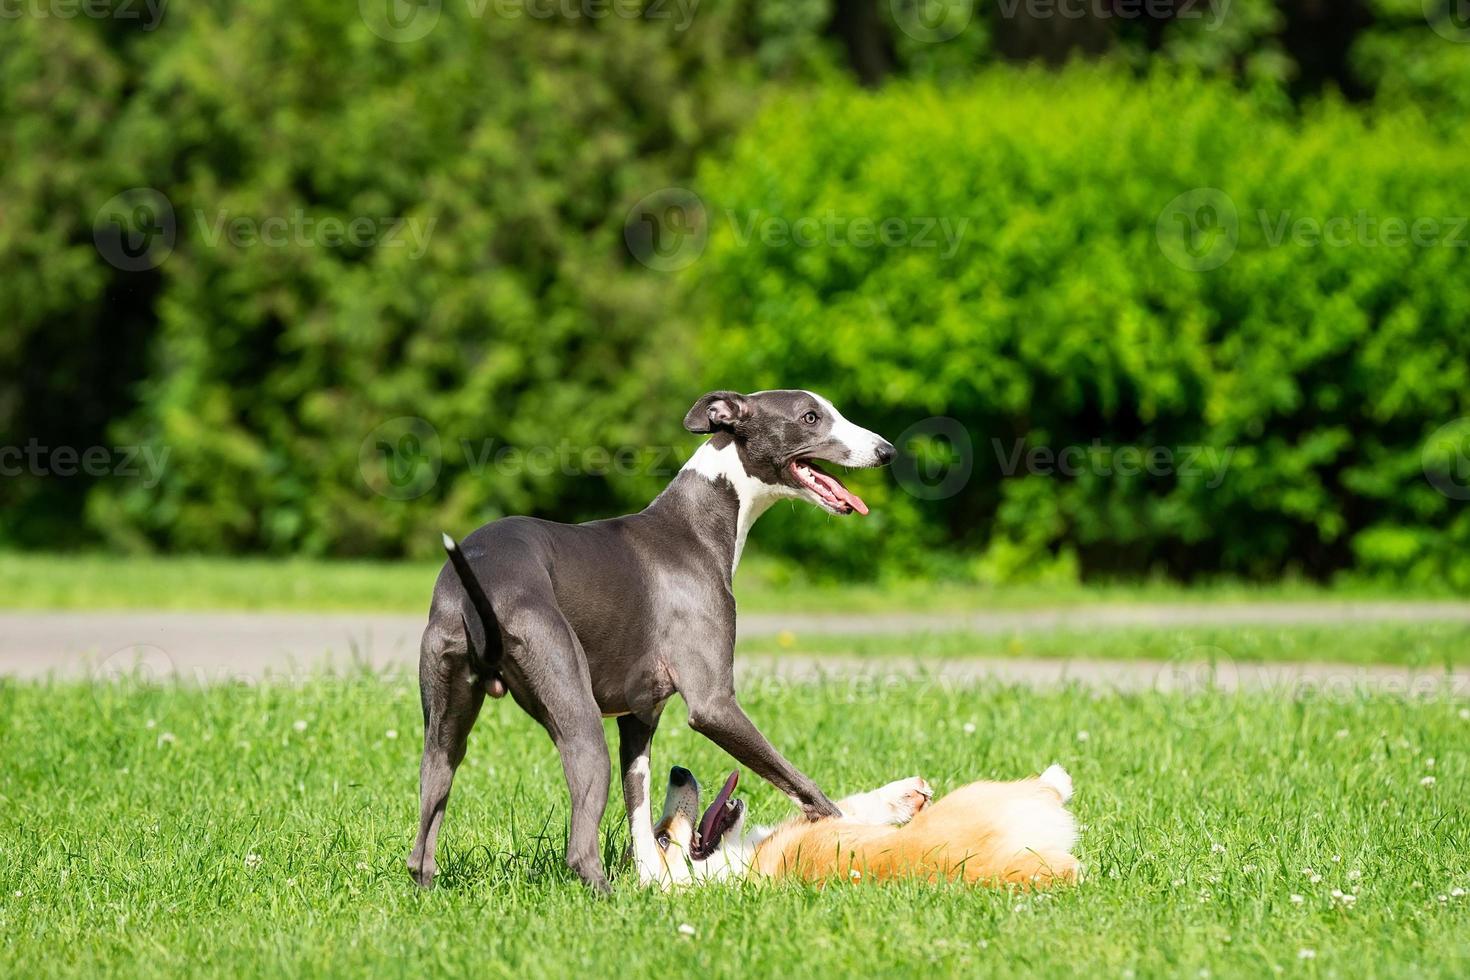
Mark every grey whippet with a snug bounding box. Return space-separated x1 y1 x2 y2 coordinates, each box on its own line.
407 389 895 891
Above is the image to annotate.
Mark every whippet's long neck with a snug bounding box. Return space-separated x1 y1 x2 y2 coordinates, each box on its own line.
644 437 785 580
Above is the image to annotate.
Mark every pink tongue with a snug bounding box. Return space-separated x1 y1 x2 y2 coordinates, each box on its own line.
811 470 868 516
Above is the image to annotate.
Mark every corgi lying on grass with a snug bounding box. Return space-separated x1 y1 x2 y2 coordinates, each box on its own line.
646 763 1079 887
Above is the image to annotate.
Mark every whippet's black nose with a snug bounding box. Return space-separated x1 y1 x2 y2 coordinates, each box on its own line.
875 440 896 464
669 766 694 787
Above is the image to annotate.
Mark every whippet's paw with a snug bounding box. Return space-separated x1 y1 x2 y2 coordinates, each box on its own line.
838 776 933 826
406 856 436 890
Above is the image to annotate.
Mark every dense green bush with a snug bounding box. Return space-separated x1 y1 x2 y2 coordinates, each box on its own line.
0 2 829 557
4 5 1468 587
687 67 1470 586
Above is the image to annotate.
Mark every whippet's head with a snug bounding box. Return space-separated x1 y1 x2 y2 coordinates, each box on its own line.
682 389 895 517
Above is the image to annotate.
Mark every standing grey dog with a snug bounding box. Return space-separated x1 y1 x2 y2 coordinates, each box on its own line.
407 389 894 891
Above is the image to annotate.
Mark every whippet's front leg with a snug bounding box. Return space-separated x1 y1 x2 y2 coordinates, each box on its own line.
617 712 668 887
684 690 840 820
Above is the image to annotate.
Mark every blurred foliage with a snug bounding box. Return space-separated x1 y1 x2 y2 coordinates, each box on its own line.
1 2 1468 583
1 1 832 557
690 67 1470 587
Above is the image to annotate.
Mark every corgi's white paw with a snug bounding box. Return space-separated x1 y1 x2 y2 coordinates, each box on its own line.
839 776 933 825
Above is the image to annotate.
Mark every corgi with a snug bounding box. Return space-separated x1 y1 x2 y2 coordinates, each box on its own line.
646 764 1079 887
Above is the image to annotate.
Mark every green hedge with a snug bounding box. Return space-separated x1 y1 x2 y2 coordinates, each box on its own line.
687 67 1470 586
0 2 827 557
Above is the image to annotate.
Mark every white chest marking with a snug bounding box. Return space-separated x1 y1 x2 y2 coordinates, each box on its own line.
681 440 794 575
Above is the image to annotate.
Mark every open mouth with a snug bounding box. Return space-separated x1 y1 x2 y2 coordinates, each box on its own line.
788 459 869 516
690 770 745 860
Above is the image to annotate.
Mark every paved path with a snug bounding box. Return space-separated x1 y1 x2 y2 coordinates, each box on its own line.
1 605 1467 694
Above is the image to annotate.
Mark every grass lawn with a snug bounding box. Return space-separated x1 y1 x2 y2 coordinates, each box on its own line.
0 551 1454 613
740 621 1470 667
3 674 1467 977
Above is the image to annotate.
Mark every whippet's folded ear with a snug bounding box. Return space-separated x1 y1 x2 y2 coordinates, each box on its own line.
683 391 751 434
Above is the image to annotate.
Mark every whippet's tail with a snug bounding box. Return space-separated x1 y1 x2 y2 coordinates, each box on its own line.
441 532 507 698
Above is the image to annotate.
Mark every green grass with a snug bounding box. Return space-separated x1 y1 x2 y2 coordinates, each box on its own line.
0 551 1453 613
739 621 1470 667
3 674 1468 977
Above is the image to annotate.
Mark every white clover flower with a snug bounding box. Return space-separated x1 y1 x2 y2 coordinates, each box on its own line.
1425 757 1435 768
1297 949 1316 960
157 732 176 746
677 923 696 937
962 722 976 735
1211 843 1227 854
244 853 262 869
1289 894 1304 905
1421 776 1436 787
293 720 308 732
1452 888 1466 898
386 729 399 740
1334 729 1349 739
1076 730 1090 742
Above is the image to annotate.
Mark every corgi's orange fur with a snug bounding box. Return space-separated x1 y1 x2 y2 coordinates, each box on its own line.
648 764 1079 888
750 765 1078 886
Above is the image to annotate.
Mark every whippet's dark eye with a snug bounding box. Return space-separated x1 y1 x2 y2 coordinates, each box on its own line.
802 411 818 424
